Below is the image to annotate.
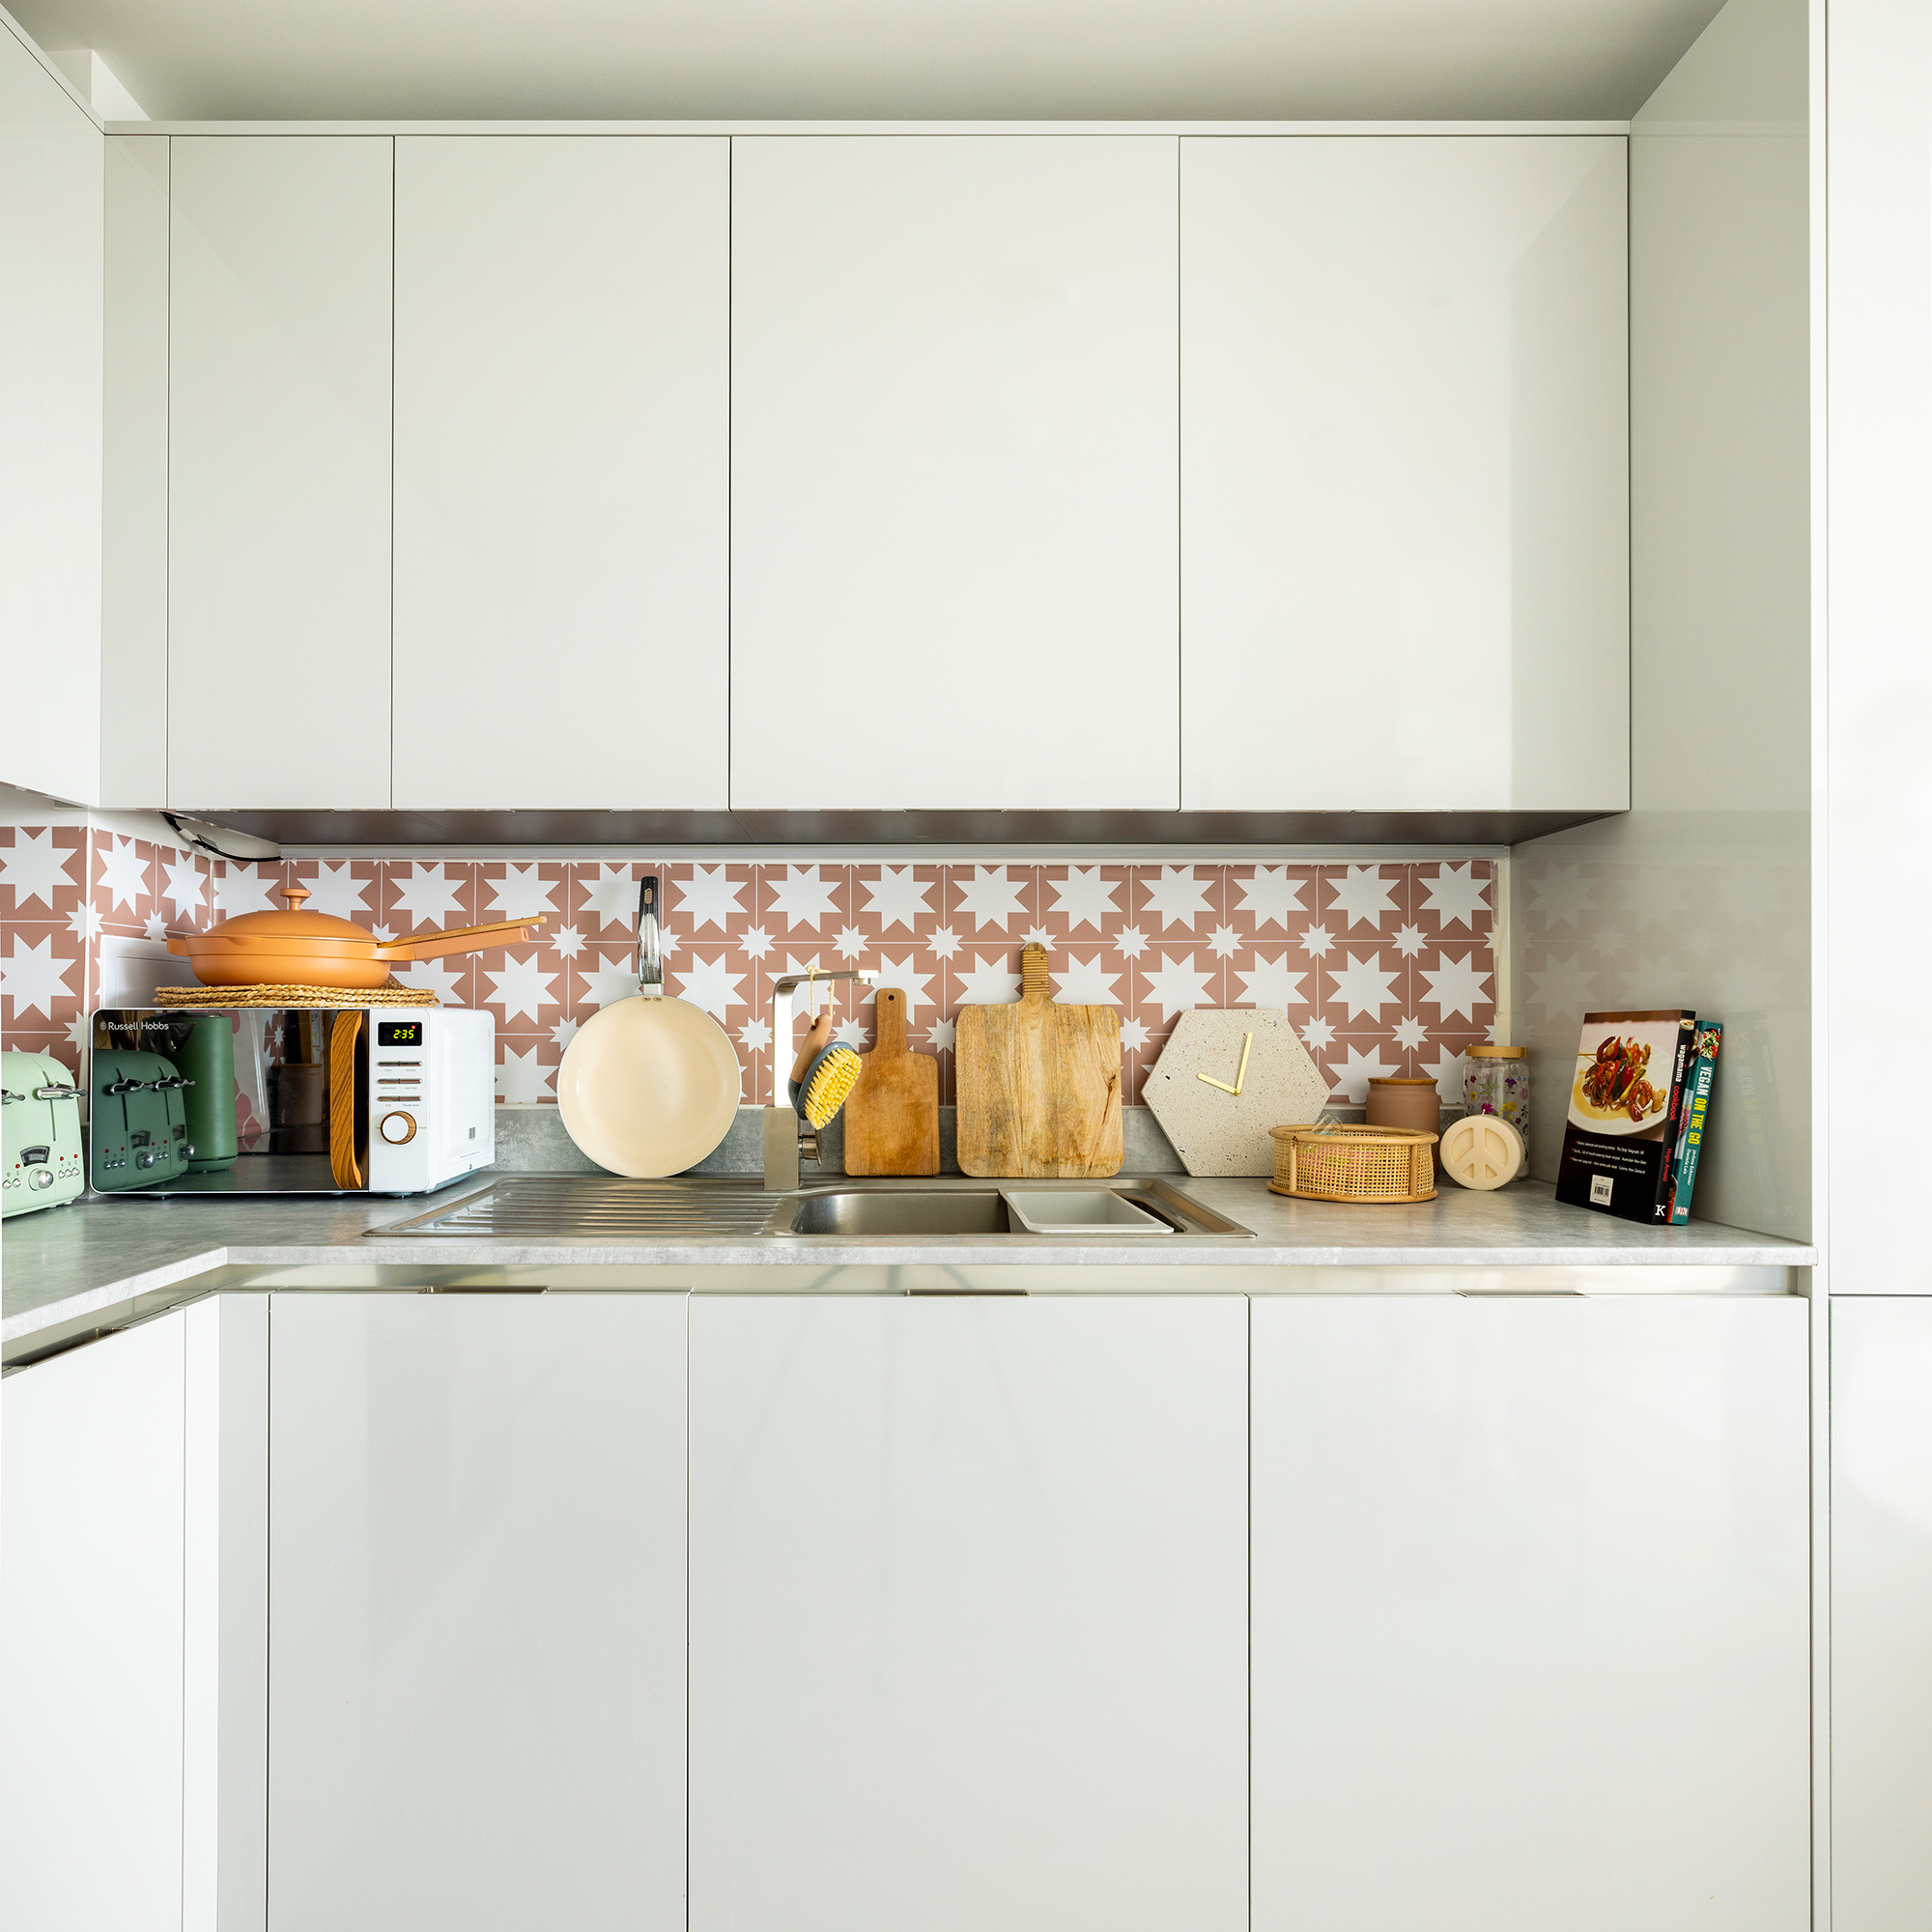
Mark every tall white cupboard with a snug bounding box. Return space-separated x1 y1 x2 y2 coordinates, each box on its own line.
1251 1294 1809 1930
1180 136 1631 813
1831 1296 1932 1931
0 22 103 809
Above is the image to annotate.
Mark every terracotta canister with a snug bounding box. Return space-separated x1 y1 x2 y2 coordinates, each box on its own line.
1366 1076 1441 1138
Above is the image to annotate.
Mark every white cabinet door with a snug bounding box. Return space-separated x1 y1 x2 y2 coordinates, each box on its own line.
392 137 729 809
1832 1297 1932 1929
0 1313 187 1932
1252 1295 1808 1931
169 137 392 810
102 134 171 808
0 26 102 808
1180 137 1630 812
268 1293 687 1932
688 1294 1247 1932
729 136 1180 812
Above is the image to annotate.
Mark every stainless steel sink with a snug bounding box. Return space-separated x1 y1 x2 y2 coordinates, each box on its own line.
374 1174 1253 1242
790 1189 1014 1236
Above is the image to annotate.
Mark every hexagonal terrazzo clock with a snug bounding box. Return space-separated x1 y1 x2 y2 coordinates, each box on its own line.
1142 1009 1332 1177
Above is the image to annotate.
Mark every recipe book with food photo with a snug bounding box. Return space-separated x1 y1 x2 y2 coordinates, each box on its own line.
1554 1010 1697 1225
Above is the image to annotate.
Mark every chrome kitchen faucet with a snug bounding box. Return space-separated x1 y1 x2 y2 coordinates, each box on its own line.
764 969 874 1191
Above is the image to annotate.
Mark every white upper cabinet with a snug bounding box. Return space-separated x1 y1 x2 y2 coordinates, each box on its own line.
1180 136 1630 813
169 137 394 810
392 137 730 810
0 27 102 809
729 136 1181 812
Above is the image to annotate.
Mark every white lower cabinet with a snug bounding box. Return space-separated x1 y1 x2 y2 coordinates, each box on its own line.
266 1292 687 1932
1831 1296 1932 1930
687 1293 1249 1932
0 1283 1826 1931
1251 1294 1810 1931
0 1293 269 1932
1 1312 191 1932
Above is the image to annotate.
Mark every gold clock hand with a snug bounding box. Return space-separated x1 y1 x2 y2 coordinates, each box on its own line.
1231 1032 1253 1095
1197 1072 1238 1094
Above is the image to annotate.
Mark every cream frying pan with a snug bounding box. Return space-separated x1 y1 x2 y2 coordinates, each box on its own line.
555 875 741 1178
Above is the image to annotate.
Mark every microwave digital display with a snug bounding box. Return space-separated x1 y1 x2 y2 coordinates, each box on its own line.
378 1021 423 1046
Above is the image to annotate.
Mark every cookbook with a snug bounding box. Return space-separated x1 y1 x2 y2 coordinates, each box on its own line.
1554 1011 1698 1225
1666 1022 1722 1225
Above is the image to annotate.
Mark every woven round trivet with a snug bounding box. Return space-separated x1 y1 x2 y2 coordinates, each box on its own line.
153 982 440 1009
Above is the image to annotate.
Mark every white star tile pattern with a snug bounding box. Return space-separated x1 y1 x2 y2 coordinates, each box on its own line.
0 845 1496 1113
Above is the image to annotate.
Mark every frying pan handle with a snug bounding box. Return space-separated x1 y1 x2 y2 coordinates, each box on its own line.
637 874 663 997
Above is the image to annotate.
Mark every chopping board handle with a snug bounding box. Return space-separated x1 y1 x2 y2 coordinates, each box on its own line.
873 987 910 1054
1021 943 1051 1002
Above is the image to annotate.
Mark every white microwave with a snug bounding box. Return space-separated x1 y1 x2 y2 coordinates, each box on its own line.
87 1005 496 1197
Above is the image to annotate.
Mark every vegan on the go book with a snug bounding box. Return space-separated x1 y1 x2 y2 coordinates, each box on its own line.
1554 1011 1697 1225
1666 1022 1723 1225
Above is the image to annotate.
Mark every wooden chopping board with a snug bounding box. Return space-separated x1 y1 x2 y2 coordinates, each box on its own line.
842 987 940 1176
955 944 1122 1178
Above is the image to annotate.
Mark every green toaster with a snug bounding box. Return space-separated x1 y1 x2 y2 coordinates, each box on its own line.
2 1050 87 1216
90 1048 195 1192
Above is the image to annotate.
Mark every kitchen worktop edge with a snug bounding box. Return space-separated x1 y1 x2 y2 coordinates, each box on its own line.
3 1177 1817 1353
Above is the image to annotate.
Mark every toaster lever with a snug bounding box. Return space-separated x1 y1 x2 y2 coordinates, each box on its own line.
33 1084 79 1100
103 1077 140 1095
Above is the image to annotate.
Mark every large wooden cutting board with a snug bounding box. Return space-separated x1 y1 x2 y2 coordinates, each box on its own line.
955 944 1123 1178
841 988 940 1176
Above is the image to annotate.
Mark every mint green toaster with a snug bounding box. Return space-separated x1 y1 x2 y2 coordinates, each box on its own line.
2 1050 87 1216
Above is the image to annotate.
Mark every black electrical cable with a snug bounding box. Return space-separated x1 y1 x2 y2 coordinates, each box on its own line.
159 811 280 867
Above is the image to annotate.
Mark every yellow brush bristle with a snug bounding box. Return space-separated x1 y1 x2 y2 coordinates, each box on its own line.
802 1046 862 1129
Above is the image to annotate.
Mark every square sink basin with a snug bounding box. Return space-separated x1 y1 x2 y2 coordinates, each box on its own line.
788 1190 1012 1236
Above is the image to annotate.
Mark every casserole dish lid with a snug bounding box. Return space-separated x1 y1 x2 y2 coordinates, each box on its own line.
202 886 373 947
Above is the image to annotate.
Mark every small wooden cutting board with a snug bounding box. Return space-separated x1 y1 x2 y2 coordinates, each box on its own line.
841 987 940 1176
955 944 1123 1178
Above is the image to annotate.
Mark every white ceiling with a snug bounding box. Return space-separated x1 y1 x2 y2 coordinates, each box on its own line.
10 0 1726 124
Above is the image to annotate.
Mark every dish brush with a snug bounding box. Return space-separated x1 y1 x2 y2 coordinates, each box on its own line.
788 1009 863 1130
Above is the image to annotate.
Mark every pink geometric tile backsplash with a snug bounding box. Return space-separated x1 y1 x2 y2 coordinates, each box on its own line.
0 830 1497 1113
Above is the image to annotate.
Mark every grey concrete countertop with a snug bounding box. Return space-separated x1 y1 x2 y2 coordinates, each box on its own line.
2 1172 1816 1357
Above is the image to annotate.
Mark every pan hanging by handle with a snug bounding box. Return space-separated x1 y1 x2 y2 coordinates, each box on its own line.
637 875 663 998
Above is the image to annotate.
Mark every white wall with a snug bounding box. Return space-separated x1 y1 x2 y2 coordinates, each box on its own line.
1511 0 1811 1241
0 16 102 807
1827 0 1932 1294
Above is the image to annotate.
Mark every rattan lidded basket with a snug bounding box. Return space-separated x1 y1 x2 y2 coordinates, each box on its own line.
1268 1122 1439 1204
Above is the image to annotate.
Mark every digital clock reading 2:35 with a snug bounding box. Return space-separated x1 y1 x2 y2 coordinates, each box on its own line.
377 1021 423 1047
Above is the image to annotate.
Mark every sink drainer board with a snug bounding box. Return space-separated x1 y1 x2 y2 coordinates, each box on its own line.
376 1176 782 1238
